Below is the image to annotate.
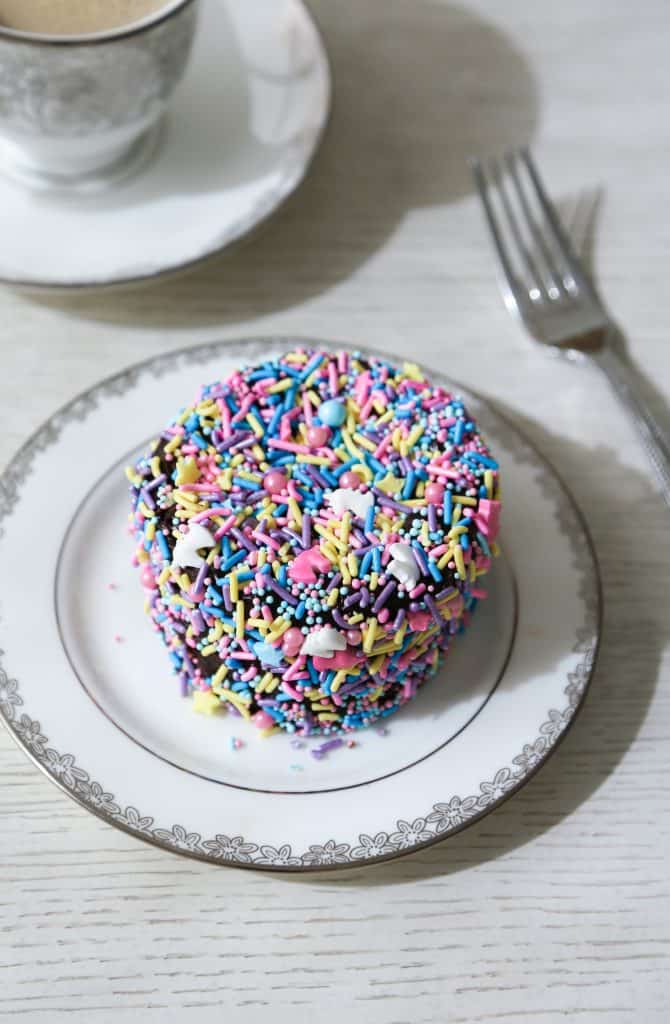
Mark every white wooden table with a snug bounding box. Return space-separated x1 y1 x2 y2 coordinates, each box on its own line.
2 1 669 1021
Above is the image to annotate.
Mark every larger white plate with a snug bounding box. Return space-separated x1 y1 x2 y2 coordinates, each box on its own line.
0 0 331 288
0 338 601 870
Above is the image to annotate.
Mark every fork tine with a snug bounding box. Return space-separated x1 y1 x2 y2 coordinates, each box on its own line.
490 155 551 301
519 147 599 301
504 150 565 298
470 157 520 310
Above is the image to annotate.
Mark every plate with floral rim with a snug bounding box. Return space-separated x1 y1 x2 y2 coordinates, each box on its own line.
0 337 601 870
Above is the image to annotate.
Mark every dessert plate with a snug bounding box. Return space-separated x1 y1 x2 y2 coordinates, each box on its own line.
0 0 331 288
0 338 601 870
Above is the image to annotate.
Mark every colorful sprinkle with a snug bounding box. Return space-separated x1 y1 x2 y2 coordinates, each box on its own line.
127 349 501 737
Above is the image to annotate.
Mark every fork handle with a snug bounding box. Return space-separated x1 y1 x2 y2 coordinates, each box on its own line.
591 342 670 507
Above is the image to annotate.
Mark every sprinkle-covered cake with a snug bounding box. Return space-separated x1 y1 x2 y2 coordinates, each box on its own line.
127 349 501 736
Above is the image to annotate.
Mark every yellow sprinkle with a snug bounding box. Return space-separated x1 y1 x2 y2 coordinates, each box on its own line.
229 574 239 602
230 453 244 468
351 461 373 482
158 566 171 586
176 457 200 486
264 676 280 694
296 453 332 466
235 469 262 483
454 545 466 579
321 542 340 564
287 498 303 526
334 446 349 462
165 433 183 453
421 521 430 545
368 653 386 675
179 572 191 591
235 601 245 639
437 549 452 571
377 409 394 424
327 587 339 608
247 617 268 632
376 472 403 495
192 690 221 715
314 523 346 552
340 511 351 544
200 643 218 657
252 445 266 464
491 541 501 558
138 502 155 520
257 548 267 569
447 525 468 539
452 495 478 507
470 560 477 582
348 612 364 624
317 713 341 722
258 726 281 737
367 685 384 702
145 521 156 541
363 617 378 654
257 672 275 694
212 665 228 687
453 505 462 525
266 377 293 394
407 424 424 449
352 432 376 453
369 571 379 591
246 413 264 438
403 361 424 381
484 470 494 497
211 620 224 642
347 551 358 577
306 388 321 408
206 547 217 565
340 559 352 585
341 428 363 460
266 618 291 643
219 690 251 719
396 619 408 645
125 467 142 486
150 455 161 478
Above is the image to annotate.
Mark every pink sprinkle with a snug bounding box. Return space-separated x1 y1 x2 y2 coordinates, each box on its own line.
268 438 311 455
281 681 303 701
241 666 257 682
302 392 313 425
346 740 356 748
114 634 123 643
374 434 393 459
214 515 237 539
328 360 339 396
284 655 307 682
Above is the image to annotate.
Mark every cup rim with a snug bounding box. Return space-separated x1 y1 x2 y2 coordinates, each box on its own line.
0 0 196 46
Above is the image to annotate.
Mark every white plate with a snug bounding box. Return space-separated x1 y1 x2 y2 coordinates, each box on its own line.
0 338 601 870
0 0 331 289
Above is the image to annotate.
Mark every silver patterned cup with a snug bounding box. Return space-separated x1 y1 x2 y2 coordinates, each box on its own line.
0 0 199 191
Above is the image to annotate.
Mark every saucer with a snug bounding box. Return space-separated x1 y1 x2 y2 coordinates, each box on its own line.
0 338 601 870
0 0 331 289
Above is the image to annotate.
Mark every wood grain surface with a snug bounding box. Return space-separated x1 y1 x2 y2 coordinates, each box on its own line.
1 1 669 1021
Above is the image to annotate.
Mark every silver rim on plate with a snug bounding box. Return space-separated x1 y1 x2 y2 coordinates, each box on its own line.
0 337 602 870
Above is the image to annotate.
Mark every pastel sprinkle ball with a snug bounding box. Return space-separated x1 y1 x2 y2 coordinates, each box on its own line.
127 348 501 737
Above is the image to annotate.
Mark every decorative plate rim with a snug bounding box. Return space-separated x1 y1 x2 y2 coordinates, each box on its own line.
0 336 603 871
0 0 333 292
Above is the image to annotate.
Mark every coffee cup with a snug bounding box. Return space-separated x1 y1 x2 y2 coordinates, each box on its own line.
0 0 199 190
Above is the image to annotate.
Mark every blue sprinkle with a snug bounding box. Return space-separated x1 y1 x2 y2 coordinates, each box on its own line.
220 550 247 572
460 533 470 550
443 490 453 526
427 558 442 582
372 547 381 574
157 533 171 561
365 505 375 532
232 476 258 491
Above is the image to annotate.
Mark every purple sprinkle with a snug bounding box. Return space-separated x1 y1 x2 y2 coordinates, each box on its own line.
372 580 396 614
145 474 166 492
230 527 256 553
267 576 297 605
179 676 190 697
326 572 342 593
231 435 257 452
428 504 438 532
372 489 412 513
436 587 457 601
401 456 413 474
331 610 349 629
303 464 329 489
140 488 156 509
193 560 209 596
343 592 361 609
392 607 406 631
302 514 312 549
216 431 249 452
412 544 429 573
222 583 232 612
424 593 444 627
191 611 206 634
181 651 195 677
281 528 303 547
311 737 344 759
359 588 370 609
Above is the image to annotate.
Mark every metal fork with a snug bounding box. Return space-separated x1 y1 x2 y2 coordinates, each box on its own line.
471 148 670 508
